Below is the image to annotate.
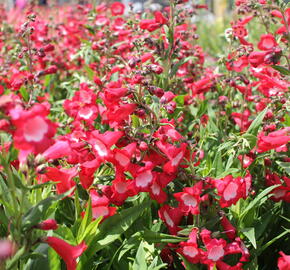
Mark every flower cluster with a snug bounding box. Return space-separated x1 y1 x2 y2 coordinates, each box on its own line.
0 0 289 269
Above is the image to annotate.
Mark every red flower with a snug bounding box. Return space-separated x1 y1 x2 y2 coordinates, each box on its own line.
156 141 187 174
79 158 101 189
37 219 58 230
88 189 117 221
265 171 290 202
42 140 72 160
149 177 167 204
258 34 278 51
10 103 57 155
200 229 227 264
130 162 155 192
213 173 251 208
226 55 248 72
158 205 183 235
109 142 136 172
110 2 125 16
110 175 137 206
248 51 267 67
257 128 290 153
231 109 252 132
177 229 201 264
220 214 237 240
44 237 87 270
278 252 290 270
43 166 78 194
140 11 168 32
238 153 254 168
89 130 124 160
174 181 203 215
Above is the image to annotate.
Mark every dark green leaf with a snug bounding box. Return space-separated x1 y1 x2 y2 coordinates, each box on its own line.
22 190 71 231
277 161 290 176
142 230 186 243
83 200 151 266
240 185 280 221
271 65 290 76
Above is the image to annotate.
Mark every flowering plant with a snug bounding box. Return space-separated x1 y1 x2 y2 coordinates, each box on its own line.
0 0 289 269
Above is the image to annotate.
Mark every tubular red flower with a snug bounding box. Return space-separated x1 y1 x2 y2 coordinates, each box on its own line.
37 219 58 230
44 237 87 270
278 252 290 270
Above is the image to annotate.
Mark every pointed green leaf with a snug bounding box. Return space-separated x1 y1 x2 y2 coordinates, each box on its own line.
77 198 92 242
22 189 73 231
83 200 151 262
133 241 148 270
276 161 290 176
169 57 193 77
141 230 186 243
246 107 268 136
271 65 290 76
240 185 280 221
241 227 257 249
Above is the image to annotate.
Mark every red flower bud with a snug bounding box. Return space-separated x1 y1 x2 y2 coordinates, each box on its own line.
37 219 58 230
94 76 102 86
139 141 148 151
43 44 55 52
44 66 57 75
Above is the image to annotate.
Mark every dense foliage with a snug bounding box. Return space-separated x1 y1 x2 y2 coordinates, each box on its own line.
0 0 289 269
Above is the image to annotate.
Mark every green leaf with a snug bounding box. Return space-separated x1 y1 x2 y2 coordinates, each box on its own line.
240 185 280 222
133 241 148 270
83 200 151 264
241 227 257 249
24 244 49 270
173 95 185 106
79 217 101 243
19 86 29 102
55 197 75 225
215 168 240 179
118 234 140 261
169 57 192 77
148 256 167 270
22 190 71 231
271 65 290 76
213 151 223 177
259 229 290 254
111 72 119 81
255 211 275 240
131 114 140 128
48 247 61 270
97 200 150 246
77 198 92 242
84 24 95 34
276 161 290 176
242 133 257 149
84 65 94 81
246 107 268 136
141 230 186 243
180 255 200 270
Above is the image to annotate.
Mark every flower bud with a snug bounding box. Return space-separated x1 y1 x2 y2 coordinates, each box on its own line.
44 66 57 75
0 239 15 260
43 44 55 52
37 219 58 230
139 141 148 151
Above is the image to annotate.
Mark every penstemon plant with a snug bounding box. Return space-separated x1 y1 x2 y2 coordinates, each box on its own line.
0 0 289 269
